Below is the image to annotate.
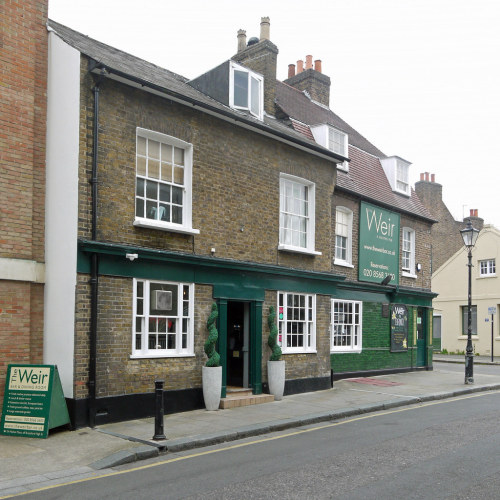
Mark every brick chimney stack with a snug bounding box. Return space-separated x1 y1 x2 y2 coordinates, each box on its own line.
284 54 331 107
232 17 278 116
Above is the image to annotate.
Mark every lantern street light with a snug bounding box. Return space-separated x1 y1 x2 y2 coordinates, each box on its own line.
460 221 480 384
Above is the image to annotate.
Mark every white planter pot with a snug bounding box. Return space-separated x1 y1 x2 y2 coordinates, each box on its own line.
202 365 222 410
267 360 285 401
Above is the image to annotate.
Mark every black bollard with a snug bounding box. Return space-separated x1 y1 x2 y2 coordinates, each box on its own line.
152 379 166 440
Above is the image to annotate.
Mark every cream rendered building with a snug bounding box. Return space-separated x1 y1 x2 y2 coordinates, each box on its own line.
433 225 499 355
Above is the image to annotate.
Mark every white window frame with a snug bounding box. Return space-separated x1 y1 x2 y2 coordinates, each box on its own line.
331 299 362 353
279 173 320 256
328 126 349 171
277 291 316 354
402 227 416 278
479 259 496 277
396 159 410 196
229 61 264 120
461 305 478 336
134 128 199 235
132 279 195 358
334 206 353 268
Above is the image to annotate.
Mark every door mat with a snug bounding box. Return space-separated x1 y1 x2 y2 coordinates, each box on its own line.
348 377 403 387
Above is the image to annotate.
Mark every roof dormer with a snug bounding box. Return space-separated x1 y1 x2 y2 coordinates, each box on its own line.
380 156 411 196
310 124 349 171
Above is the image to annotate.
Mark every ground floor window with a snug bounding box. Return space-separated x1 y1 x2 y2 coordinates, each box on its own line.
331 299 362 352
277 292 316 353
133 279 194 357
461 305 477 335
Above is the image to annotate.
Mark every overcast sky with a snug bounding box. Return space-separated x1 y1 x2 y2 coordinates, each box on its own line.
49 0 500 229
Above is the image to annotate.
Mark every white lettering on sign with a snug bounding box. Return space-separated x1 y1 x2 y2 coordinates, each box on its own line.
366 207 396 239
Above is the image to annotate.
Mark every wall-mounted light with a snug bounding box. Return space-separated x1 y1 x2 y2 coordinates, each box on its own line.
126 253 138 261
416 263 422 273
381 275 392 286
211 248 216 255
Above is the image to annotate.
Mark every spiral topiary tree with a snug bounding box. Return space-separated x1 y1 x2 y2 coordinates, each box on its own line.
204 302 220 367
267 305 282 361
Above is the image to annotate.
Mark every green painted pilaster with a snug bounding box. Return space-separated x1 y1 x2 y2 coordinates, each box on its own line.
218 299 228 398
250 301 263 394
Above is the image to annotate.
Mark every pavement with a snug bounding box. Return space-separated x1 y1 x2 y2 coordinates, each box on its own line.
1 355 500 497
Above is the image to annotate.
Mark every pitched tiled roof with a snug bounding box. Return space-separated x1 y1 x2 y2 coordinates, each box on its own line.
47 20 341 163
275 81 434 221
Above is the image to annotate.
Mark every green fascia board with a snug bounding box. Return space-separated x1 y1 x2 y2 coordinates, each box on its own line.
78 240 346 297
77 240 435 305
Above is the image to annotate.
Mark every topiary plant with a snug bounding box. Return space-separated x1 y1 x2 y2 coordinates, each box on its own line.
204 302 220 367
267 305 282 361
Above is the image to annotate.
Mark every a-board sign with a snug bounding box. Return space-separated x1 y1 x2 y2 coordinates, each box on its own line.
0 364 70 439
390 304 408 352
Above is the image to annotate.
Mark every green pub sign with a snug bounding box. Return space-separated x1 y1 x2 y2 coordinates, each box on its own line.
0 364 70 439
358 202 400 285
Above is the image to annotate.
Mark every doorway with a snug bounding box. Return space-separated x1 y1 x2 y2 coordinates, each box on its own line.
226 301 250 388
416 308 427 366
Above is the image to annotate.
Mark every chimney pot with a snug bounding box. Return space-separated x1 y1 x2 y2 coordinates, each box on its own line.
470 209 474 217
305 55 313 70
237 29 247 53
297 59 304 73
475 209 478 217
420 173 425 181
431 173 435 182
260 16 270 40
288 64 296 79
425 172 429 181
314 59 322 73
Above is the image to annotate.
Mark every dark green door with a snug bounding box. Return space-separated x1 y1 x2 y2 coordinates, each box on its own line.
416 308 427 366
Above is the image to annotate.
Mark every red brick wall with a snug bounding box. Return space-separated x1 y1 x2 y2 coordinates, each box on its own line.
0 0 48 406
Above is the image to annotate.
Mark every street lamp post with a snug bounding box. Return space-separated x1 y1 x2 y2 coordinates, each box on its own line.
460 221 480 384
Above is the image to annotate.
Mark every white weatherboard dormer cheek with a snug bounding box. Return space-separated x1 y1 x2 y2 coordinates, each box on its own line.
380 156 411 196
229 61 264 120
310 124 349 171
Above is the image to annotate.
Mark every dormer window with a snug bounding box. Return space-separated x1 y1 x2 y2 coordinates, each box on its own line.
380 156 411 196
310 124 349 171
396 160 410 194
230 62 263 120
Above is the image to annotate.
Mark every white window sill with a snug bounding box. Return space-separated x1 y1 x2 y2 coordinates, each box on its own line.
478 274 496 279
134 218 200 235
456 336 479 340
331 349 362 354
278 244 321 256
334 259 354 268
402 271 417 279
281 350 317 355
394 188 410 197
130 353 195 359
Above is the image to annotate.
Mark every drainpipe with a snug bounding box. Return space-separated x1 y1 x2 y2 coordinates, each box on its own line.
89 73 104 428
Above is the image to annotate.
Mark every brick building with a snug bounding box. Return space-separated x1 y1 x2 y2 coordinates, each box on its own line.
0 0 47 407
43 18 436 427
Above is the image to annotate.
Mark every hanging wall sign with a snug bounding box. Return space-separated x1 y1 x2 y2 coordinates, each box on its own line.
358 202 400 285
0 364 70 439
391 304 408 352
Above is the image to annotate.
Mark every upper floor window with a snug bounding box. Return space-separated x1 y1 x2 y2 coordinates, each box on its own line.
230 62 263 120
132 279 194 358
134 128 198 235
396 159 410 195
279 174 320 255
328 127 348 171
380 156 411 197
335 207 353 267
402 227 416 277
331 299 362 353
277 291 316 354
479 259 496 277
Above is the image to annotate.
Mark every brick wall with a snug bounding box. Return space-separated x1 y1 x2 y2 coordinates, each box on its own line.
77 66 335 271
284 68 331 107
0 0 47 405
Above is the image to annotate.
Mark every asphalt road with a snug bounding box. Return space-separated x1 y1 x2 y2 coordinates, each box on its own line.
14 389 500 500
